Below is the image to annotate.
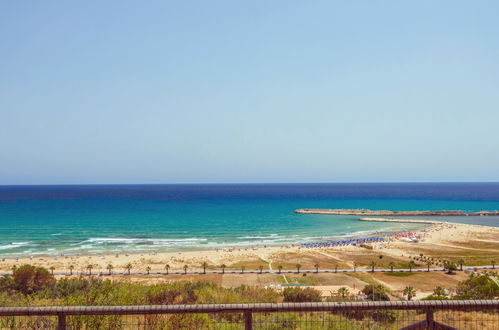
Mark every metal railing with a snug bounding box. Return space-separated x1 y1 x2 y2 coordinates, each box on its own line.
0 300 497 329
0 300 499 330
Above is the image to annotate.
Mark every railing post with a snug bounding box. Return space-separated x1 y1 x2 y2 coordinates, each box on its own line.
426 308 434 330
244 310 253 330
57 313 66 330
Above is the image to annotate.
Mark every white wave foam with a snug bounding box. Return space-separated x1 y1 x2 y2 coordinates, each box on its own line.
79 237 208 246
0 242 31 250
239 234 280 239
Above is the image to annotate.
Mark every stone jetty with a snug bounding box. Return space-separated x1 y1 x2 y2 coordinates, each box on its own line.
293 209 499 216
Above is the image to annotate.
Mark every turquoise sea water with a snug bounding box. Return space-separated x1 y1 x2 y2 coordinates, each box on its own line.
0 183 498 257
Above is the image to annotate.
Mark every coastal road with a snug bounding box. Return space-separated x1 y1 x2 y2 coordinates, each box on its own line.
1 266 495 276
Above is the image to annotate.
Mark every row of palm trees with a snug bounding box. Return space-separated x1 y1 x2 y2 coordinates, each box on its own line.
335 285 416 300
53 258 497 276
71 262 215 276
68 261 364 276
410 254 467 270
402 285 450 300
411 254 498 271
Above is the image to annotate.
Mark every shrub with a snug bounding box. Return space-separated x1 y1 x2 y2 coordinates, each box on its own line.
422 295 449 300
12 265 55 295
454 272 499 299
362 284 390 301
283 287 322 302
147 285 183 304
0 275 14 292
51 278 92 298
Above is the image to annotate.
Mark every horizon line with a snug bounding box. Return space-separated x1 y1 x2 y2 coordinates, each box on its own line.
1 181 499 187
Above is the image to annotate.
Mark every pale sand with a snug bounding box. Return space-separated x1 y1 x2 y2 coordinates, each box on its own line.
359 217 444 224
1 222 497 275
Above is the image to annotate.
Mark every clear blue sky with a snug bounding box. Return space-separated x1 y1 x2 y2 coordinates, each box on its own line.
1 1 498 184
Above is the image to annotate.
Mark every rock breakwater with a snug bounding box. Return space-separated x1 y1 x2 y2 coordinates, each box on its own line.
293 209 499 216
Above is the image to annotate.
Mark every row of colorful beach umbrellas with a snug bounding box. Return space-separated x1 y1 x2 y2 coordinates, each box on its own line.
301 230 419 247
301 237 385 247
393 232 415 237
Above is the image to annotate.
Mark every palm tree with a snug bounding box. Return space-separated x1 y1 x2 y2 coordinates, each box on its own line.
201 262 208 274
295 264 301 274
314 263 320 273
49 266 55 275
259 265 264 274
86 264 93 275
125 263 132 275
369 261 376 273
338 287 349 298
164 264 170 275
69 265 74 275
408 261 416 272
388 262 395 272
443 261 457 274
183 264 188 275
146 266 151 275
426 260 432 272
277 265 283 274
220 264 226 274
403 286 416 301
433 286 445 296
241 265 245 274
457 259 464 271
106 264 113 275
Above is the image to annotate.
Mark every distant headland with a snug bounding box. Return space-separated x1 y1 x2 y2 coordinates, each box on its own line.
293 209 499 216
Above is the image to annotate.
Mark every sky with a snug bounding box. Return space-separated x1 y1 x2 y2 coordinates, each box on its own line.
1 1 498 185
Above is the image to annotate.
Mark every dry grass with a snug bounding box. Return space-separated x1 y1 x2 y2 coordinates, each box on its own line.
407 244 498 266
434 310 499 330
371 271 469 292
283 273 368 288
228 257 269 271
269 251 342 270
323 249 410 269
221 273 278 288
453 240 499 250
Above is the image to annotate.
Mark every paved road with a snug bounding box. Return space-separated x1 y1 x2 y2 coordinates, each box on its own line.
1 265 495 276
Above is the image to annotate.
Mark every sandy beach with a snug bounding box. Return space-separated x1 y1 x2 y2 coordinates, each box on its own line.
1 220 497 277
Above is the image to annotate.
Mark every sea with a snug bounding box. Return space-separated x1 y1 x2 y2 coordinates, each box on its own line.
0 183 498 257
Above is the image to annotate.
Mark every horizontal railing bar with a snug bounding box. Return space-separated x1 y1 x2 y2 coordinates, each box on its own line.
0 300 497 316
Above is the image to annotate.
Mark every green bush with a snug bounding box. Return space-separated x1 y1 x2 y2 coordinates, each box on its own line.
453 272 499 299
362 284 390 301
282 287 322 302
422 295 449 300
0 276 14 292
12 265 55 295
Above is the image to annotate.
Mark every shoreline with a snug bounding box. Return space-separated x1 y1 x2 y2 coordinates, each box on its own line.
0 224 426 259
1 221 497 275
358 217 444 224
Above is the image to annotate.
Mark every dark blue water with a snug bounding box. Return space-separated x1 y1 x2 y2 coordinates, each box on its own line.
0 183 498 256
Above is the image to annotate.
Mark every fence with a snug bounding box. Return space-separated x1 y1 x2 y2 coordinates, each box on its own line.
0 300 497 329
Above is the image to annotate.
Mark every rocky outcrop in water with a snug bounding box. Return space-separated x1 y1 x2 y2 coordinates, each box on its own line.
293 209 499 216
